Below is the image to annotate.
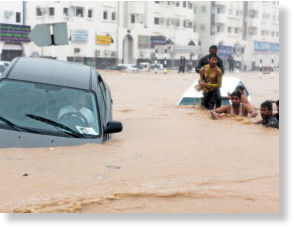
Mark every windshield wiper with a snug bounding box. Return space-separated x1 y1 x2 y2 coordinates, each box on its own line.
26 114 85 138
0 116 42 134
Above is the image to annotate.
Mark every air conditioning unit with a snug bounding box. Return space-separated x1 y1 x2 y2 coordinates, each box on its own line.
74 48 80 53
95 50 100 57
4 11 13 18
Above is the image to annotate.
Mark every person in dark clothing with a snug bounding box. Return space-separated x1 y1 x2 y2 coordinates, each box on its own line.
256 100 279 129
178 56 183 74
195 45 225 74
196 45 224 108
274 100 279 121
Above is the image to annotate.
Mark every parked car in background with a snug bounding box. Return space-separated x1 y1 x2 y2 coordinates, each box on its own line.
150 63 163 70
0 57 122 148
137 62 150 71
105 64 138 72
117 64 138 72
178 77 251 106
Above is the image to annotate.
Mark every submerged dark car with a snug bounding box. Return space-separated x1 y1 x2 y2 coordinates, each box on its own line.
0 57 122 148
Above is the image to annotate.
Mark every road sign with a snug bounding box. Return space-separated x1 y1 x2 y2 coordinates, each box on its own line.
28 22 68 47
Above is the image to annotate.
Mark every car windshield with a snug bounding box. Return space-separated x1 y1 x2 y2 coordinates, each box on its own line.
0 79 100 138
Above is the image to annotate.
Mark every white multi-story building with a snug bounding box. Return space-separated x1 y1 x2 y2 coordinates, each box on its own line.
244 1 279 70
195 1 279 71
24 1 199 68
0 1 29 61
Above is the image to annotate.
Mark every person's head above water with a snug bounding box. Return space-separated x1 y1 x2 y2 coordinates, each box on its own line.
260 100 273 120
230 91 241 108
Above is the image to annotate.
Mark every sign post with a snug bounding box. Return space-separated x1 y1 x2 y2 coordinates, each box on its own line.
28 22 68 47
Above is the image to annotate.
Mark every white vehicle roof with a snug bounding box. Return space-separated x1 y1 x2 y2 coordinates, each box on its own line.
177 77 250 106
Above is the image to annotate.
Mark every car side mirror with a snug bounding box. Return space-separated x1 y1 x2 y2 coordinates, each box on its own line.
105 121 123 134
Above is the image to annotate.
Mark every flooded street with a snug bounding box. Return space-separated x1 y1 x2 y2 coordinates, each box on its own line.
0 70 279 213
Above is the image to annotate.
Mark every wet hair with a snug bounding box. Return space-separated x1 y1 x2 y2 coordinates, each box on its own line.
261 100 273 112
208 54 218 60
236 85 245 91
230 91 241 99
209 45 218 51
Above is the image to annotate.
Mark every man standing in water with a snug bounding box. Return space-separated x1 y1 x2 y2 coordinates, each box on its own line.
256 100 279 128
196 45 224 108
198 54 223 109
210 91 258 119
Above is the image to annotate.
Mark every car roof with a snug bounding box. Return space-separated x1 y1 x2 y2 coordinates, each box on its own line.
2 57 95 90
179 77 247 99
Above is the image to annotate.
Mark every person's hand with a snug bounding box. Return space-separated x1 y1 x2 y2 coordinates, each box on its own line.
210 110 220 119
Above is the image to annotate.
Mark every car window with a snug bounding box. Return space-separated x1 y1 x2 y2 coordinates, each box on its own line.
0 79 101 137
239 82 249 96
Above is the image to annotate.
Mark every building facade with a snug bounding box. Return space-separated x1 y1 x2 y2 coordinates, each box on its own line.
24 1 199 68
195 1 279 70
0 1 30 61
0 1 279 71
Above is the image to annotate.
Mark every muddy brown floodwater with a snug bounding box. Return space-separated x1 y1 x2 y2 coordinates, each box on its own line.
0 70 279 213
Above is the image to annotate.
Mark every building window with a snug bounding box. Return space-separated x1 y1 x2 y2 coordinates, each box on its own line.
227 27 232 33
201 6 206 12
183 1 187 8
88 9 93 18
112 12 116 20
63 8 69 17
103 11 108 20
49 7 55 16
131 14 135 23
154 17 160 25
16 12 21 23
235 27 238 34
76 7 84 17
176 1 180 7
188 1 193 9
36 7 42 16
155 1 160 3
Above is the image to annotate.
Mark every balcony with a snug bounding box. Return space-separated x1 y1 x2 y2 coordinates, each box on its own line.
247 2 261 10
215 13 227 23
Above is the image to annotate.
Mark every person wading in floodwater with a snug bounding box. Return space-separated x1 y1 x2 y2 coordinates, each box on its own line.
196 45 224 108
210 91 258 119
256 100 279 129
197 54 223 110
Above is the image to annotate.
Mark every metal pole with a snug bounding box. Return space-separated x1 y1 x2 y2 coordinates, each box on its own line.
259 55 262 73
154 49 158 74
